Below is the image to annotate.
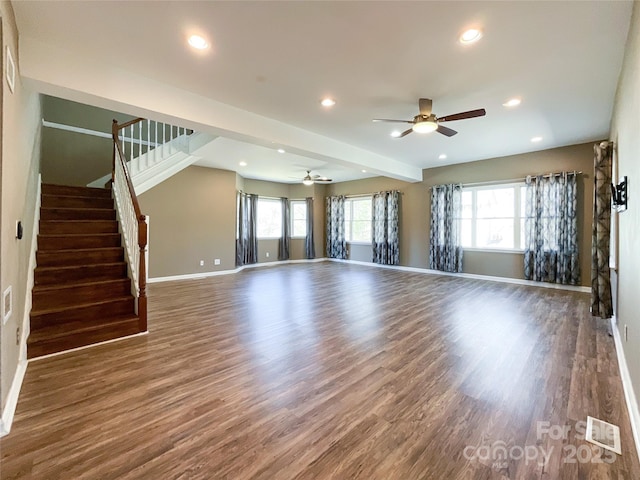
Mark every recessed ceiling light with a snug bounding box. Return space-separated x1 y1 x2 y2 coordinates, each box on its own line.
390 130 402 138
439 154 447 160
188 35 209 50
531 136 543 143
277 148 285 154
459 28 483 45
320 98 336 107
503 98 522 107
239 161 247 167
361 169 367 173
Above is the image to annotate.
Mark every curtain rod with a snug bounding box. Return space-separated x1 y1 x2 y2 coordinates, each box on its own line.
339 190 402 199
459 170 582 189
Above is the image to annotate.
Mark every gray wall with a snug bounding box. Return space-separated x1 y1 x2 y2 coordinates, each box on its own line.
40 95 136 186
0 0 42 414
139 169 326 278
610 0 640 428
328 142 594 286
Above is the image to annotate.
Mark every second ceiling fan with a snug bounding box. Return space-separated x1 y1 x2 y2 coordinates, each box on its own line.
373 98 486 138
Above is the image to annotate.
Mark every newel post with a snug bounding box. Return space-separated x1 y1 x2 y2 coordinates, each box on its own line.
138 216 148 332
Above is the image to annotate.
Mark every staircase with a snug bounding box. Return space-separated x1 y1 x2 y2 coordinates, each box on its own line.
28 184 144 358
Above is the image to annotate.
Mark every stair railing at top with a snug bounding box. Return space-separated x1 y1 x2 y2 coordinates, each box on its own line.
112 118 148 332
117 117 192 175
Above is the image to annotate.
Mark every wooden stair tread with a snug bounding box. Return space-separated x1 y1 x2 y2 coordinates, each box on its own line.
36 262 127 272
30 295 135 316
38 233 120 238
28 315 139 342
38 246 123 254
33 278 130 293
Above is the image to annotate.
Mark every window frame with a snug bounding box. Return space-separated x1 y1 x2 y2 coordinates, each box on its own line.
461 182 526 253
344 196 372 245
290 199 307 239
256 197 283 240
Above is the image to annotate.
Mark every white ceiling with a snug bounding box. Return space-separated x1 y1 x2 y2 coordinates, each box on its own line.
14 1 633 184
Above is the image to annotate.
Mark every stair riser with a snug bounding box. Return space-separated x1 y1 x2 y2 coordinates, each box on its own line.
28 321 142 359
35 264 128 286
30 297 135 330
39 221 119 235
32 280 132 310
42 184 112 198
38 234 122 250
42 195 113 209
41 208 116 221
37 248 124 267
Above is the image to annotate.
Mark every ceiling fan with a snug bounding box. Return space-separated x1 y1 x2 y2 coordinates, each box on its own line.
302 171 332 186
373 98 486 138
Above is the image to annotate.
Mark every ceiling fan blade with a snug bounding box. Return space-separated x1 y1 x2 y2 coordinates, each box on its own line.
436 125 457 137
419 98 432 116
438 108 486 122
315 178 333 183
398 128 413 138
373 118 414 124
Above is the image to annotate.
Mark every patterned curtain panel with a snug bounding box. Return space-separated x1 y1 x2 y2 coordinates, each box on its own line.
372 190 399 265
326 195 347 259
429 184 463 272
236 192 258 266
305 197 316 259
278 197 290 261
591 143 613 318
523 173 579 285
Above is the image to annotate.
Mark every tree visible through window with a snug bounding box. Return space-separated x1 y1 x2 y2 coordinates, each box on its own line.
461 184 526 250
257 198 282 238
290 200 307 237
345 197 372 243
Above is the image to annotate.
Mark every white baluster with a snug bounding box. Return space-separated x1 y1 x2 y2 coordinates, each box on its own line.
154 120 158 165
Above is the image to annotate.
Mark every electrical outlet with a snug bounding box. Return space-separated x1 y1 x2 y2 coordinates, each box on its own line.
16 326 20 346
214 259 221 265
199 260 204 266
266 252 270 258
625 324 628 342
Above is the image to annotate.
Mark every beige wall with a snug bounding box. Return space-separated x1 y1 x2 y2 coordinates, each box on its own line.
138 166 237 278
328 142 594 286
41 96 136 186
610 0 640 426
1 1 42 413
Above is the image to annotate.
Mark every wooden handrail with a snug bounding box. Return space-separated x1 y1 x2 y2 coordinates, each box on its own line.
112 118 148 331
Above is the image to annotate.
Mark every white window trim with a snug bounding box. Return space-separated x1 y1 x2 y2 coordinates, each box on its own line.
290 199 307 239
461 182 525 253
345 196 372 245
257 197 283 240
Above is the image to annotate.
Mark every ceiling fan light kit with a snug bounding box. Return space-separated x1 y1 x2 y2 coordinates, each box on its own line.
373 98 486 139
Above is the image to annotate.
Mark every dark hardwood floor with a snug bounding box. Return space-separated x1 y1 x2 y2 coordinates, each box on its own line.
1 262 638 479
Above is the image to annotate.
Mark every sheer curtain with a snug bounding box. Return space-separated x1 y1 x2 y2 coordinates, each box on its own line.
591 143 613 318
305 197 315 259
236 192 258 266
372 190 399 265
429 184 463 272
278 197 290 261
523 172 579 285
326 195 346 259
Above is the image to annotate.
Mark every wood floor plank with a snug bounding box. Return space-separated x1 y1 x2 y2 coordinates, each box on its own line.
1 262 638 479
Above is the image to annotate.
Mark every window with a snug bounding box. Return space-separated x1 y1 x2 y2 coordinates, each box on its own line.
461 184 526 250
345 197 372 243
290 200 307 238
257 198 282 238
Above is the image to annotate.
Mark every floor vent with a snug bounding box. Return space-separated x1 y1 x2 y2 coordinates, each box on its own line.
585 416 622 455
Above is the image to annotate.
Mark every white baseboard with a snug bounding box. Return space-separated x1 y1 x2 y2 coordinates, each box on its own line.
0 360 28 438
148 257 326 284
610 316 640 464
328 258 591 293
